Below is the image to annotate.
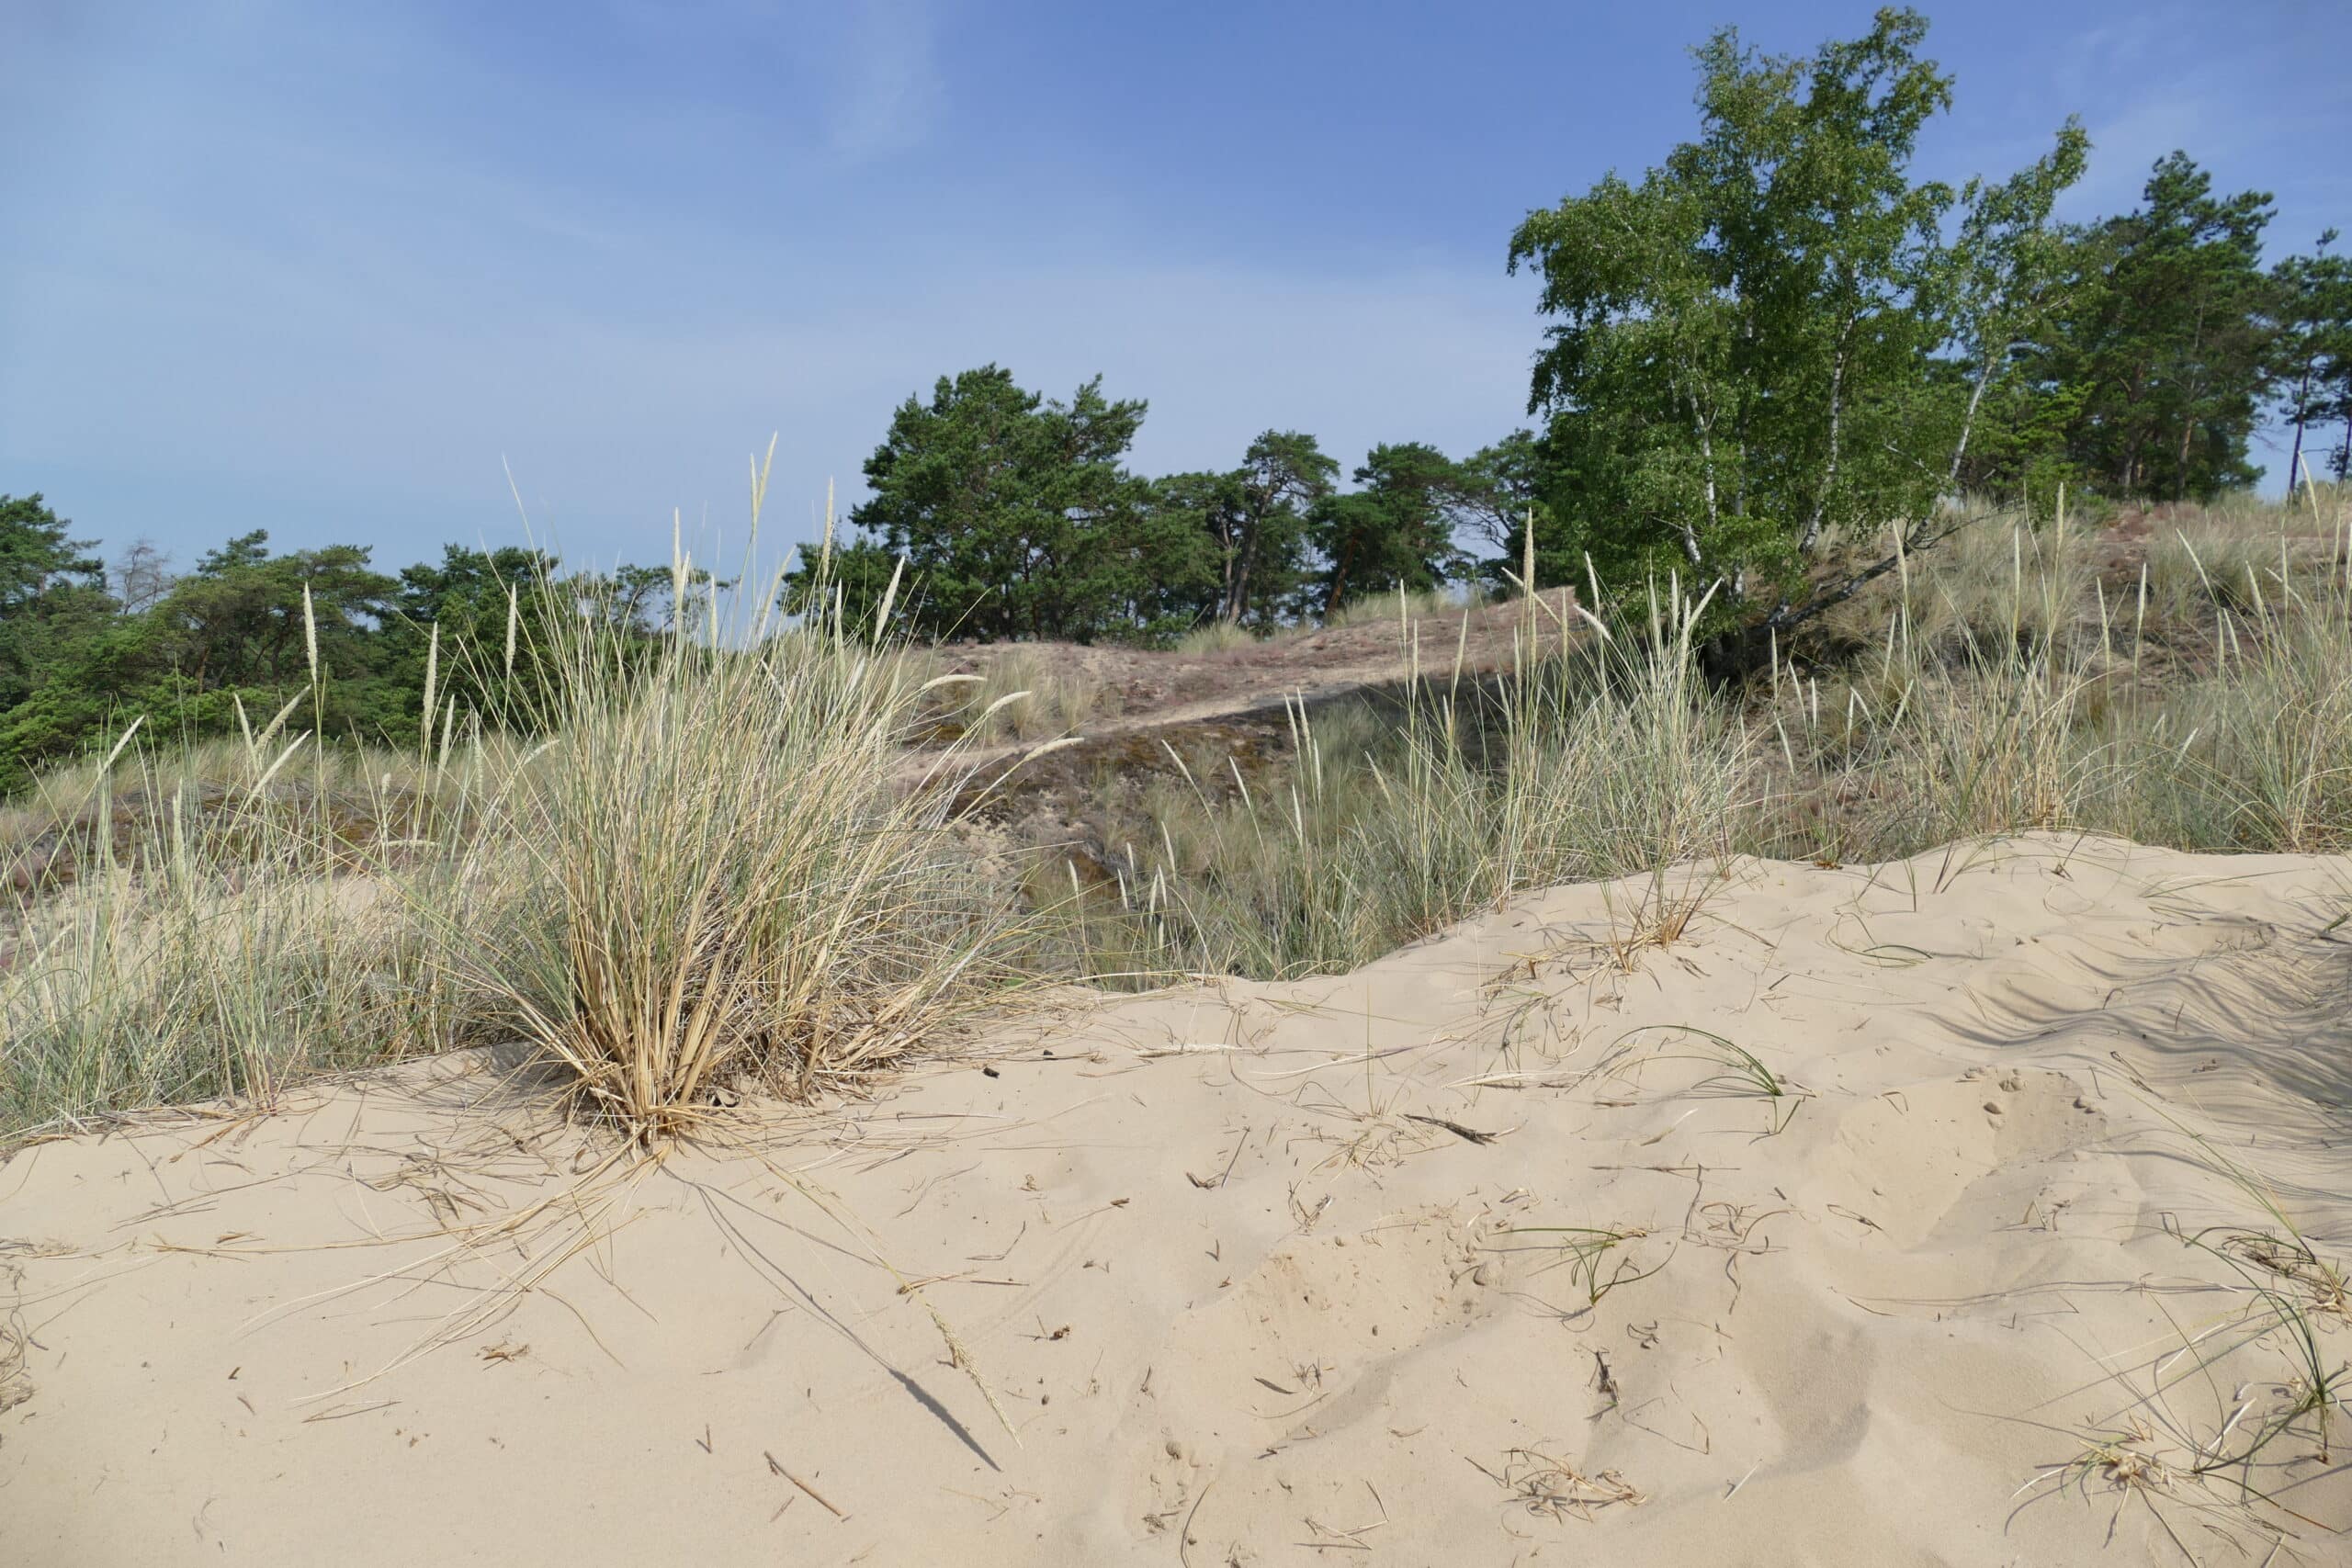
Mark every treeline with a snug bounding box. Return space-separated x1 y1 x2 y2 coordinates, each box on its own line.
0 506 712 792
793 368 1541 641
3 7 2347 786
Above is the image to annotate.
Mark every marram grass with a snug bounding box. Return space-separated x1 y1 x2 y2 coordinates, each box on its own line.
457 548 1035 1140
1 465 1054 1139
7 482 2349 1134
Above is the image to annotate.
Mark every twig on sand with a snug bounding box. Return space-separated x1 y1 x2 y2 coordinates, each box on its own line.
1404 1112 1497 1145
767 1452 847 1519
1186 1124 1250 1190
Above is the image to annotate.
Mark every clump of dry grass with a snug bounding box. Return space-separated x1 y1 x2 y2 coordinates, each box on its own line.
912 646 1110 744
978 648 1108 741
2123 555 2352 851
1175 619 1259 655
3 465 1042 1142
0 722 538 904
2142 514 2283 633
1487 575 1753 914
1826 502 2098 664
1 651 495 1134
447 471 1037 1141
1325 583 1482 631
1067 574 1753 980
1484 1447 1646 1521
1754 484 2352 863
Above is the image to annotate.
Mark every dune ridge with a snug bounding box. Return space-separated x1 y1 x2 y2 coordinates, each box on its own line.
4 835 2347 1565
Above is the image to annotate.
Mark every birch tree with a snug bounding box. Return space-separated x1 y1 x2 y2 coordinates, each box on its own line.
1507 7 2084 660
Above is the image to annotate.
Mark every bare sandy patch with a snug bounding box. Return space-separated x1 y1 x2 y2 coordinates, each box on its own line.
4 835 2347 1565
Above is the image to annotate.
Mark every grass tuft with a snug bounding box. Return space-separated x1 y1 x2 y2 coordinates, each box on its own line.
446 483 1030 1141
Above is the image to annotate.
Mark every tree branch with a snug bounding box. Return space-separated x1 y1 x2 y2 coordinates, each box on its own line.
1766 508 1975 637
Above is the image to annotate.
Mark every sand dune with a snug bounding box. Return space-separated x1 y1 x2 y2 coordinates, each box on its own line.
5 836 2348 1565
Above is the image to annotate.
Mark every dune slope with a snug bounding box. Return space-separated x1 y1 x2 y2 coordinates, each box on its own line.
5 835 2349 1565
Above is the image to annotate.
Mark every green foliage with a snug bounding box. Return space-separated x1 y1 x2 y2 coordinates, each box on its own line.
2030 152 2280 502
1457 431 1557 586
1145 468 1248 631
153 530 400 722
1939 118 2092 503
0 520 406 788
0 495 107 728
0 513 679 794
796 365 1526 641
0 494 103 609
792 535 910 636
2270 231 2352 485
1216 430 1340 626
1310 442 1476 614
1151 430 1355 629
381 545 566 732
1508 8 2089 641
815 364 1213 643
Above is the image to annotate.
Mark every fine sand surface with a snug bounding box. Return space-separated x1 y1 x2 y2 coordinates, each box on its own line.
6 836 2349 1565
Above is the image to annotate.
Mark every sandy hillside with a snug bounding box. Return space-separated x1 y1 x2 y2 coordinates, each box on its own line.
934 589 1582 752
5 836 2349 1565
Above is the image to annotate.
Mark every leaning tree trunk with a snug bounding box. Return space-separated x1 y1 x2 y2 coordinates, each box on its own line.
2286 362 2313 489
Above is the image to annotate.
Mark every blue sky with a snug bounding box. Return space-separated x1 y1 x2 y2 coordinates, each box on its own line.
4 0 2346 578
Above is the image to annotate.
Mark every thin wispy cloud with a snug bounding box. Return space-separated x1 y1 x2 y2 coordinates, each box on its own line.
825 0 942 159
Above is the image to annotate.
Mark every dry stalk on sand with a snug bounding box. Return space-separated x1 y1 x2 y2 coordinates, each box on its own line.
693 1130 1023 1448
1475 1446 1646 1522
0 1286 31 1416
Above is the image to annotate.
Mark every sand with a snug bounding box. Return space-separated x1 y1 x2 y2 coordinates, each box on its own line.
5 834 2348 1565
